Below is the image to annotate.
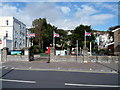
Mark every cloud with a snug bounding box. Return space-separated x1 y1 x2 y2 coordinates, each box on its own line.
0 2 116 30
0 2 63 27
2 0 120 2
75 5 99 18
60 6 71 14
94 2 118 14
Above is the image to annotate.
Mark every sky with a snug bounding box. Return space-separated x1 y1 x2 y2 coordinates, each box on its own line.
0 1 119 31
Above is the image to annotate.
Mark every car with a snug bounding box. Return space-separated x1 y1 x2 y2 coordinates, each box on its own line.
71 52 76 55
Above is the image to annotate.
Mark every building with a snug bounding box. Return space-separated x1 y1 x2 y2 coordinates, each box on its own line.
94 31 113 49
26 27 32 47
110 25 120 55
0 17 26 50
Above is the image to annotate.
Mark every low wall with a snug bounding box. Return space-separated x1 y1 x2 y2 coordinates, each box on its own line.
6 55 119 63
55 55 119 63
7 55 29 61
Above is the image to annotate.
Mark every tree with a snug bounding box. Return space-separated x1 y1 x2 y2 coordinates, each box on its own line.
31 18 47 49
68 24 95 49
55 29 68 49
30 18 57 52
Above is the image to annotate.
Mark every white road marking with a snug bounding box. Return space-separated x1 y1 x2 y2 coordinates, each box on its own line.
4 67 8 69
65 83 120 87
11 67 15 69
0 79 36 83
29 67 32 69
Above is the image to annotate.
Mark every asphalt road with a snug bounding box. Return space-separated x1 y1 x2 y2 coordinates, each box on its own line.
1 68 120 89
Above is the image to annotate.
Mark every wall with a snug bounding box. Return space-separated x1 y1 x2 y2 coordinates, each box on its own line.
55 56 119 63
114 29 120 55
13 17 26 50
0 17 13 50
0 17 26 50
7 55 29 61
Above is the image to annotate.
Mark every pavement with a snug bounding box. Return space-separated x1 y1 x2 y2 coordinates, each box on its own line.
1 58 118 73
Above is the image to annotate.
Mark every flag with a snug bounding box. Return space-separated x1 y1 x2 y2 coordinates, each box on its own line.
54 33 60 37
28 33 35 37
85 32 91 36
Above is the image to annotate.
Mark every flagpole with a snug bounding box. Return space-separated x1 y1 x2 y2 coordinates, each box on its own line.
90 41 92 56
53 31 55 47
84 30 86 47
53 31 56 55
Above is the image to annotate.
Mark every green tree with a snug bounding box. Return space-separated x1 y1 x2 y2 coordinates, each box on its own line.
68 24 95 49
31 18 47 48
30 18 57 52
55 29 68 49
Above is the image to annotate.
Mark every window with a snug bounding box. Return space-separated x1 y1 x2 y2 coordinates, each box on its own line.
6 20 9 25
15 41 17 48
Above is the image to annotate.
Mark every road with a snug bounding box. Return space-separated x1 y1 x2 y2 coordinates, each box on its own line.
1 68 120 89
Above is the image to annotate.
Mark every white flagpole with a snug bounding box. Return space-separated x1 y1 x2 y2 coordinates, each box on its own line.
53 31 55 47
90 42 92 56
84 30 86 47
76 40 78 59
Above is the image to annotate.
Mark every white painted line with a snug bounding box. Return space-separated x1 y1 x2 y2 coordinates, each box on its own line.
11 67 15 69
29 67 32 69
65 83 120 87
0 79 36 84
4 67 8 69
2 66 5 68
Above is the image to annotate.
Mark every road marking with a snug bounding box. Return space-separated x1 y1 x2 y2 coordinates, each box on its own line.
0 79 36 84
13 68 118 74
11 67 15 69
29 67 32 69
65 83 120 87
4 67 8 69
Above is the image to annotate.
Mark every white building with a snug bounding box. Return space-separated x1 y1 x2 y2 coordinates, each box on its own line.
26 27 32 47
95 32 113 49
0 17 26 50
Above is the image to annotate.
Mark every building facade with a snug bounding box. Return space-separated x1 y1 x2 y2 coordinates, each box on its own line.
112 27 120 55
0 17 26 50
94 31 113 49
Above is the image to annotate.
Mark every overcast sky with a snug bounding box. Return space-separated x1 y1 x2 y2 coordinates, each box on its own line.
0 1 119 31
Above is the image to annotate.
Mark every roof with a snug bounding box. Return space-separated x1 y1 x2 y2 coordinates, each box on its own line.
112 28 120 32
109 25 120 30
105 42 114 47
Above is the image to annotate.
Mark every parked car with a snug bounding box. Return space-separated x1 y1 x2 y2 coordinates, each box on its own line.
71 52 76 55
